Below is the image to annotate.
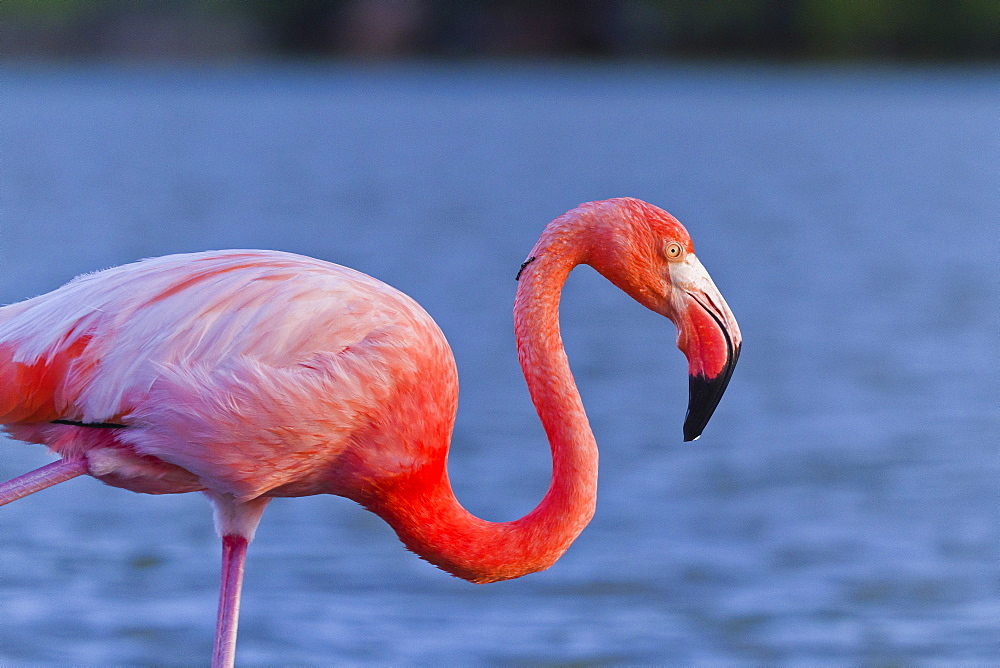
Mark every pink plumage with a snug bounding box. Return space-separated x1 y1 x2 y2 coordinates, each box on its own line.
2 250 456 500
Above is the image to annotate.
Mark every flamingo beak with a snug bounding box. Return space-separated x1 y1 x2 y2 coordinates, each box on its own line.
667 254 742 442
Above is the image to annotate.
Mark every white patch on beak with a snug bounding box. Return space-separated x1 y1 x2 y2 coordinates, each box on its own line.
669 254 742 348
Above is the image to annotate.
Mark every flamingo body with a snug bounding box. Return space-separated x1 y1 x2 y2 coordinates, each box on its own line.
1 250 457 503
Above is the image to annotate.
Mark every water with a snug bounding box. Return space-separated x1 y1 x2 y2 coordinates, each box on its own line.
1 63 997 665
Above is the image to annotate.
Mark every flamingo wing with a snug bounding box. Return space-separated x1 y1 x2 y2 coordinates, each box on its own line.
0 250 457 500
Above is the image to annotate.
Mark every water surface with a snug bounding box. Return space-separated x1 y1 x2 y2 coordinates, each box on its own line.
1 63 996 665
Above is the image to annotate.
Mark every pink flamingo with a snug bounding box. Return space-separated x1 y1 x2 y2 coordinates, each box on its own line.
0 198 739 666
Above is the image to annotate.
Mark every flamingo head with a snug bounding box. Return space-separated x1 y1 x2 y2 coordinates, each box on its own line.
580 198 742 441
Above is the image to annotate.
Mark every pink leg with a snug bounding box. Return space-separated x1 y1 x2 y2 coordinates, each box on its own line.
0 458 88 507
212 534 249 668
205 492 268 667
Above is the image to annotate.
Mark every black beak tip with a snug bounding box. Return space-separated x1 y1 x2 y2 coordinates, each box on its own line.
682 345 740 442
682 419 703 442
683 373 724 441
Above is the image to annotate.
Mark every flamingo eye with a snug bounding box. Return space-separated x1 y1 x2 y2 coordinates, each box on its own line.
664 241 685 261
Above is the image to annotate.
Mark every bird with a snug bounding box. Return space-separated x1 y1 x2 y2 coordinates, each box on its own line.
0 197 740 666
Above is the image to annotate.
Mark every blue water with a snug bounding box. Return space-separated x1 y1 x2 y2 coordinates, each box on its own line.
1 63 997 665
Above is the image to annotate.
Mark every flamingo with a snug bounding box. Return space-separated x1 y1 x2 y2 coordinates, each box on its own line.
0 198 740 666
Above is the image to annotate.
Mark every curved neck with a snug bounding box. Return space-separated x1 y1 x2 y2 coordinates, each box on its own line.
362 227 597 584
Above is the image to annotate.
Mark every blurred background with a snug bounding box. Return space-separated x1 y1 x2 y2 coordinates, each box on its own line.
1 1 997 665
2 0 999 60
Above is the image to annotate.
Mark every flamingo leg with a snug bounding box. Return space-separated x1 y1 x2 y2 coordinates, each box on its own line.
213 533 250 668
206 492 269 668
0 458 88 507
